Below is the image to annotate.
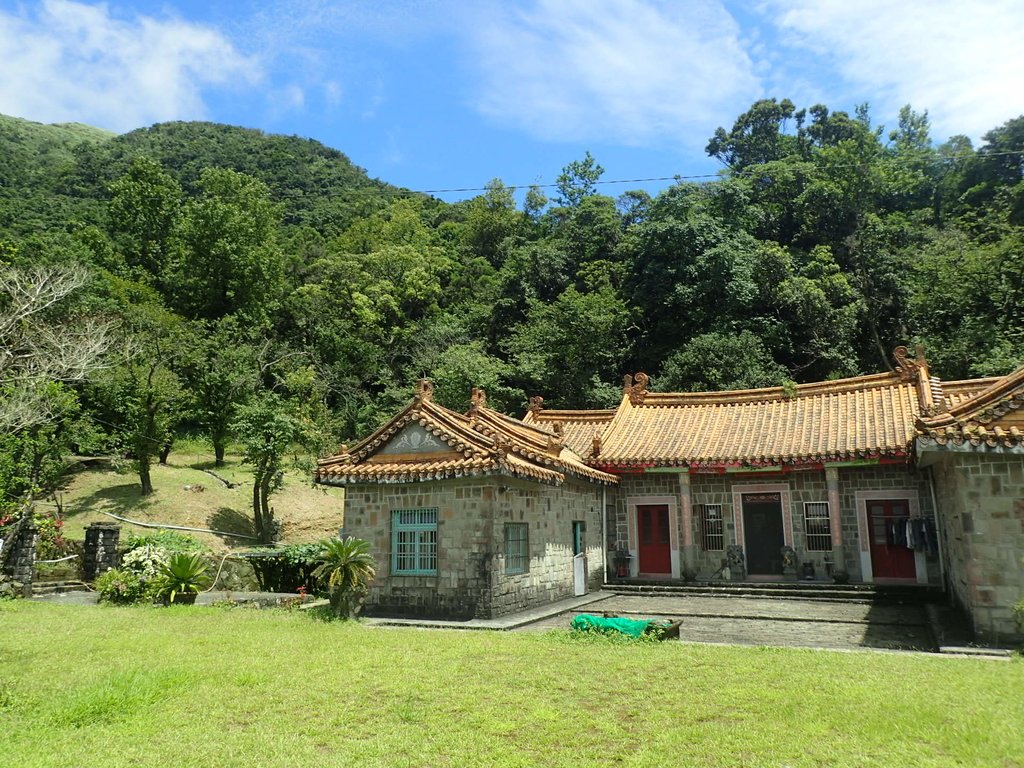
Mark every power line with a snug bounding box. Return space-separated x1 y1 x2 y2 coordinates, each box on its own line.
339 148 1024 198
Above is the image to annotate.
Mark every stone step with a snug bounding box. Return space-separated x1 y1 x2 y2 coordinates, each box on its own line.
31 580 91 596
608 581 939 604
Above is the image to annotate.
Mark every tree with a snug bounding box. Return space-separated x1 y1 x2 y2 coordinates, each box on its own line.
658 332 786 392
706 98 797 170
170 168 284 323
93 304 187 495
0 261 111 430
506 278 631 408
180 319 259 466
555 151 604 207
233 376 326 545
107 157 182 278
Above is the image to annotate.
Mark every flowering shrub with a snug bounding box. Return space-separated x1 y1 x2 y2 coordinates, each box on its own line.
33 510 69 561
121 546 170 584
95 568 147 604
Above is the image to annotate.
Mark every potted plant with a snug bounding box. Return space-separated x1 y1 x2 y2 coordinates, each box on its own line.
155 552 211 605
312 537 376 619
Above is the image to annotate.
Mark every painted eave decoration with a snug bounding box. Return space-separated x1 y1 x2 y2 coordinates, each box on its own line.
916 361 1024 452
315 381 618 487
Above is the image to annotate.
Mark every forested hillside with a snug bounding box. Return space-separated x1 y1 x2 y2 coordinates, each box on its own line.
1 101 1022 533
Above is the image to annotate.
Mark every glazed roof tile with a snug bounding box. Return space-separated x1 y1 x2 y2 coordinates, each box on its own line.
316 383 617 486
917 364 1024 449
522 408 616 457
594 371 922 468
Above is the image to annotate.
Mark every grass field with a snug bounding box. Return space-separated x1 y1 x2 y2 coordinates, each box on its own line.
1 602 1021 767
49 446 344 548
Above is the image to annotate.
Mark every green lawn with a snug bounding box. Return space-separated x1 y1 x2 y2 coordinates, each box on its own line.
1 603 1021 767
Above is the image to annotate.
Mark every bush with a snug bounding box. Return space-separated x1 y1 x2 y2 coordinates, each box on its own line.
121 546 170 583
96 569 147 604
124 530 207 554
244 541 326 593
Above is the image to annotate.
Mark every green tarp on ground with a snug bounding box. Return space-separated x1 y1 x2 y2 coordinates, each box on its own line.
571 613 652 637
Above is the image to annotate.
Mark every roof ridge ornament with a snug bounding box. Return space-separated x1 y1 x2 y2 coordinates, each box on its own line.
893 346 918 381
469 386 487 414
415 379 434 403
623 372 649 405
591 430 602 458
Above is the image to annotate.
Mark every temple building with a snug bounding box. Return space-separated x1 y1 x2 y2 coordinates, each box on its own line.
316 347 1024 643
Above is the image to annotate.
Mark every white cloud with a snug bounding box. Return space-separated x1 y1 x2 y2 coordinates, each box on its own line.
0 0 259 132
463 0 761 148
761 0 1024 140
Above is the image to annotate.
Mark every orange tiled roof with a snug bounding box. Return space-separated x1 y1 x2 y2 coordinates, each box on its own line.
917 363 1024 449
522 402 616 458
316 382 617 486
592 370 924 469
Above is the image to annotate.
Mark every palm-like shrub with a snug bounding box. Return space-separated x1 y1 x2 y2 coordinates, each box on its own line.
154 552 210 605
312 537 376 618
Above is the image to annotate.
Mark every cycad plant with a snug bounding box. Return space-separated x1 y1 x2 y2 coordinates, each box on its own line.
155 552 210 605
312 537 376 618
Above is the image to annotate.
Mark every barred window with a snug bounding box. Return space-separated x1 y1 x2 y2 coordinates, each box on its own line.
699 504 724 551
392 508 438 575
803 502 832 552
504 523 529 575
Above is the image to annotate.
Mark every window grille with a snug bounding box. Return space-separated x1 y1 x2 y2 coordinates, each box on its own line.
699 504 724 551
392 508 438 575
504 523 529 575
803 502 832 552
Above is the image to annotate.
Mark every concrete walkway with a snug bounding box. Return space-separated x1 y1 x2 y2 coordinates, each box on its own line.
515 593 939 651
363 591 613 630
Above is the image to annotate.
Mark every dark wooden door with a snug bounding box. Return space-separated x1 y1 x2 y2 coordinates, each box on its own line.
867 500 917 579
742 493 785 575
637 505 671 575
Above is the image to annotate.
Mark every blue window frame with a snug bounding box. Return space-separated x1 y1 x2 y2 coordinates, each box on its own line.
392 508 438 575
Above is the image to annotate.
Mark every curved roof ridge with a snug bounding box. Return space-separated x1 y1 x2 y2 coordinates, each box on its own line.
640 370 905 406
920 363 1024 428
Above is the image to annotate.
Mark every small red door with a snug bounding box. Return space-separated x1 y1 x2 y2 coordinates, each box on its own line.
637 504 671 575
867 500 916 579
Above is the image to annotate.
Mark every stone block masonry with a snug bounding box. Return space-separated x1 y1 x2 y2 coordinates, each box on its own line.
1 521 37 597
343 476 605 620
932 453 1024 644
82 523 120 582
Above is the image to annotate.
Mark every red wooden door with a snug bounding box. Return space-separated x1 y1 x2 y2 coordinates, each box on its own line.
637 504 671 575
867 500 916 579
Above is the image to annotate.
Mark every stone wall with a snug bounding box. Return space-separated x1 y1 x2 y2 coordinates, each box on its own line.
342 475 605 619
931 452 1024 644
0 521 36 597
488 477 604 617
611 463 938 583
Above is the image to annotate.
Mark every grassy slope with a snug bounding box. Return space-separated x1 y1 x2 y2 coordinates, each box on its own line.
53 449 344 549
1 603 1022 767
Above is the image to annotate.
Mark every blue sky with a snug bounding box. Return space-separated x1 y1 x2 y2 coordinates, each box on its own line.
1 0 1022 202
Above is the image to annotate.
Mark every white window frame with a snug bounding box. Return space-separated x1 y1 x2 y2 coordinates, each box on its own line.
699 503 724 552
803 501 833 552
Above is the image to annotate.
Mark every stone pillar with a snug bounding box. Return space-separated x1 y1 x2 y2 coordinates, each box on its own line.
825 466 846 574
83 523 121 582
1 522 37 597
678 471 696 578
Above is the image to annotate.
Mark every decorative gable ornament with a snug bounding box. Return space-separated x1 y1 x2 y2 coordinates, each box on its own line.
623 372 649 405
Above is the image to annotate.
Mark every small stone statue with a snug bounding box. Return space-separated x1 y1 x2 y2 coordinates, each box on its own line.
726 545 745 581
780 545 798 577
